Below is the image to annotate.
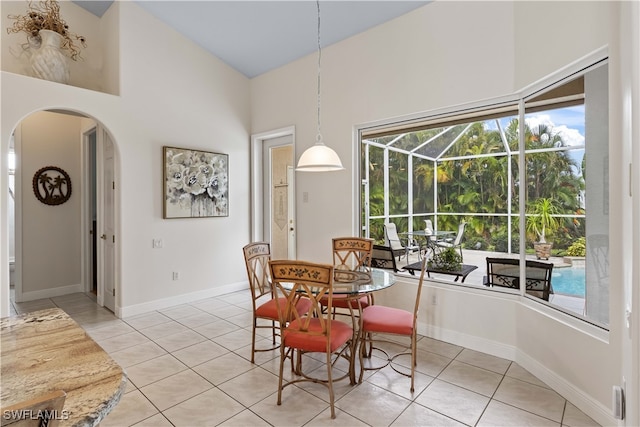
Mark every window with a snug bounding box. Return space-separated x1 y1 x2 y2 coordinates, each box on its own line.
360 60 609 328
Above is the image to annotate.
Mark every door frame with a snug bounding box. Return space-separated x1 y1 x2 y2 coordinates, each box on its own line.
250 126 296 252
81 123 117 313
81 126 97 299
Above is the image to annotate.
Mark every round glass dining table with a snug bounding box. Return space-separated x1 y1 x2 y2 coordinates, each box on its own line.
331 268 396 295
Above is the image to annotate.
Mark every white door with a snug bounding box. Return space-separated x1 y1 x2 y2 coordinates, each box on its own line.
97 129 116 312
286 166 296 258
262 135 295 259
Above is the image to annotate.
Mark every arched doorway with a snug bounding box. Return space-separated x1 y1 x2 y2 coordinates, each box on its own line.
7 109 118 314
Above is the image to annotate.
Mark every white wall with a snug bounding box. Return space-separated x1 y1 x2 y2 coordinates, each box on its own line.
1 1 252 317
250 1 631 425
19 111 83 297
1 1 107 92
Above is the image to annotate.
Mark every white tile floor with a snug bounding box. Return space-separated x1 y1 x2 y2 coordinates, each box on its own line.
9 291 600 427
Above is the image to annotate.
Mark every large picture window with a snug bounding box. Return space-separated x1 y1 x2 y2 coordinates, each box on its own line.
360 60 609 328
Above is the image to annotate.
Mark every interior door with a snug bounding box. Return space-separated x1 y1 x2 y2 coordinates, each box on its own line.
98 129 116 312
262 135 294 259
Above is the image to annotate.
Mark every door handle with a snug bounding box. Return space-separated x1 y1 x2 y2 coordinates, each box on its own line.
100 234 107 240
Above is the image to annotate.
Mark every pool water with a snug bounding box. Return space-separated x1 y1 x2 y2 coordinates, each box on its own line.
551 268 585 297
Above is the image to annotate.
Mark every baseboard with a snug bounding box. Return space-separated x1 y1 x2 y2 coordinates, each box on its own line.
118 281 248 318
419 320 615 427
515 350 616 427
19 283 84 302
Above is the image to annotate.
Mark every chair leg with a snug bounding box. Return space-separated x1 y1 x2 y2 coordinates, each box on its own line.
277 346 286 406
410 331 416 393
327 351 336 419
251 318 257 364
271 320 277 345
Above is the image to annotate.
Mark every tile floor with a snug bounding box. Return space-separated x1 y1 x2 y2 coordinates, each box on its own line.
9 291 600 427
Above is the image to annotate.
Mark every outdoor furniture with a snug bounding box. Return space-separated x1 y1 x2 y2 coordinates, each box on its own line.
401 229 455 259
403 260 478 282
370 245 399 272
436 221 467 258
269 260 354 419
242 242 312 363
384 222 421 261
358 258 427 393
484 257 554 301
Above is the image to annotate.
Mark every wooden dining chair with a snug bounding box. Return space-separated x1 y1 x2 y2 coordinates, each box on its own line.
358 257 427 393
242 242 311 363
321 237 375 318
1 390 66 427
269 259 354 419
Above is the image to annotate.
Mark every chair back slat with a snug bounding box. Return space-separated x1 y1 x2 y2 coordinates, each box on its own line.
332 237 374 271
243 242 273 305
269 260 335 338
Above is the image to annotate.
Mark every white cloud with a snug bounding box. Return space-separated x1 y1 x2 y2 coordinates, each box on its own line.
525 115 584 147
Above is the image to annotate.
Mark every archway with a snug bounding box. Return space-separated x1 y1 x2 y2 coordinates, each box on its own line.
5 108 120 315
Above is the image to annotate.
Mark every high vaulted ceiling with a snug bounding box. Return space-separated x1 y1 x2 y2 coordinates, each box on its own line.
72 1 430 78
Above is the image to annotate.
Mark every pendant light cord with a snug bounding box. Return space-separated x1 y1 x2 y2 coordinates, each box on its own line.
316 0 323 144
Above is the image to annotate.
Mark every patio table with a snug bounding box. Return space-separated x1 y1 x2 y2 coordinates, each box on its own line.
403 261 478 283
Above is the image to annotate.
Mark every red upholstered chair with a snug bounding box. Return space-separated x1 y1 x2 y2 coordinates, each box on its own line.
358 257 427 392
321 237 375 318
269 259 354 419
242 242 311 363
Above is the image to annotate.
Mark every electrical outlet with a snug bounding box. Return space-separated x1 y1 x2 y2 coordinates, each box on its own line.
153 239 163 249
432 294 438 305
172 271 179 280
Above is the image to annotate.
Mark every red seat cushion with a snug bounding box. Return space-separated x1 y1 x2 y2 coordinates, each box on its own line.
283 318 353 352
255 297 312 321
361 305 414 336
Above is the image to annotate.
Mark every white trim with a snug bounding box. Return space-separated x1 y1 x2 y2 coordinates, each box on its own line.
516 349 615 427
419 316 614 427
21 283 85 301
518 46 609 99
118 280 248 318
250 126 295 242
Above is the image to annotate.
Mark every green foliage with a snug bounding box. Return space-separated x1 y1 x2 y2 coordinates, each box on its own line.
428 248 462 271
364 117 585 252
526 198 561 243
566 237 586 257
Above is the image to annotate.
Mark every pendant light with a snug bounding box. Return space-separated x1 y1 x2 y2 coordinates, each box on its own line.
296 0 344 172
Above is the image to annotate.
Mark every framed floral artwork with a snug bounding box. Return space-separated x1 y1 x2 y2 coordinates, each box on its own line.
163 146 229 218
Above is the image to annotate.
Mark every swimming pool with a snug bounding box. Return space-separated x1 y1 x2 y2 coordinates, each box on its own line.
551 268 585 297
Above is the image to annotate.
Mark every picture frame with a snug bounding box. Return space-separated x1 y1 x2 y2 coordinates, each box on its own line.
163 146 229 218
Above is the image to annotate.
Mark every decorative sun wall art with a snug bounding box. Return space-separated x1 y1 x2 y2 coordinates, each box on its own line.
163 146 229 218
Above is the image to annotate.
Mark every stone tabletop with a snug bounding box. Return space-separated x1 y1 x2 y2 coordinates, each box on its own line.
1 308 127 427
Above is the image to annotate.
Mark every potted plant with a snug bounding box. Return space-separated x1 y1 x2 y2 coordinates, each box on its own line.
526 198 561 260
6 0 87 83
428 247 462 271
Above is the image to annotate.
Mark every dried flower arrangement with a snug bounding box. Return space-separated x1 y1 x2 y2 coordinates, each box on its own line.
6 0 87 60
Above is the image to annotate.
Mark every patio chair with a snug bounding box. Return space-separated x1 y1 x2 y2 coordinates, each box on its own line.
269 259 354 419
384 222 420 261
370 245 399 272
358 257 427 392
484 257 554 301
242 242 312 363
436 221 467 258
